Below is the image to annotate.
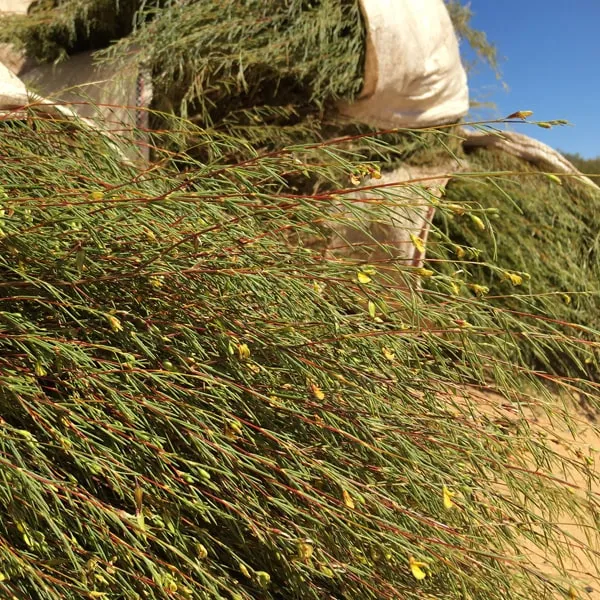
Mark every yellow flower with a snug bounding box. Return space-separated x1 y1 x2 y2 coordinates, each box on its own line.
506 110 533 120
310 383 325 400
382 347 395 362
503 272 523 286
143 228 157 241
256 571 271 588
297 540 314 562
443 485 455 509
409 556 428 580
246 362 260 374
224 420 243 440
196 543 208 559
350 173 361 186
356 271 372 284
237 343 250 360
454 245 466 259
569 586 578 599
342 489 355 509
90 190 104 200
414 268 434 278
313 281 324 294
106 315 123 332
468 283 489 297
409 234 426 254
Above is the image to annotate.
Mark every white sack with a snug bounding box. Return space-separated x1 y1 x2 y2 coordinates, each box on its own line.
324 162 458 274
461 128 598 189
0 0 32 14
331 0 467 280
0 59 25 96
0 43 32 74
0 60 76 119
1 60 132 164
339 0 469 129
20 50 151 159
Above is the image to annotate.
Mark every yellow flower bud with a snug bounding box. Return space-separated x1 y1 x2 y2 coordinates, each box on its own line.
256 571 271 588
34 360 47 377
470 215 486 231
368 300 376 318
544 173 562 185
446 203 465 215
239 563 251 578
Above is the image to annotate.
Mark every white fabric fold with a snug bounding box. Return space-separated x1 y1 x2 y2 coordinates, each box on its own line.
0 60 77 119
461 128 598 188
0 51 152 160
339 0 469 129
324 162 460 275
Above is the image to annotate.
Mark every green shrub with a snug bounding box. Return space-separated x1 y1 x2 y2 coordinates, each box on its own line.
429 146 600 377
0 113 598 600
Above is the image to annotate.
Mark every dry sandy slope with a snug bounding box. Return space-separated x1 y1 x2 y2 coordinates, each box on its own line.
464 387 600 599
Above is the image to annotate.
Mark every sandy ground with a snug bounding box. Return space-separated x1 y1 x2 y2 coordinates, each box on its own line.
465 387 600 599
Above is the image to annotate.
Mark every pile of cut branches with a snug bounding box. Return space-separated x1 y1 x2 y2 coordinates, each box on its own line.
1 2 599 599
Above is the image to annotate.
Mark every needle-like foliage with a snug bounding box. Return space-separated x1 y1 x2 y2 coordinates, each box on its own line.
0 113 599 600
0 1 599 599
430 141 600 378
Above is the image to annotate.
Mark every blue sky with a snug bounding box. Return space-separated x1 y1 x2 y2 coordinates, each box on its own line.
462 1 600 158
